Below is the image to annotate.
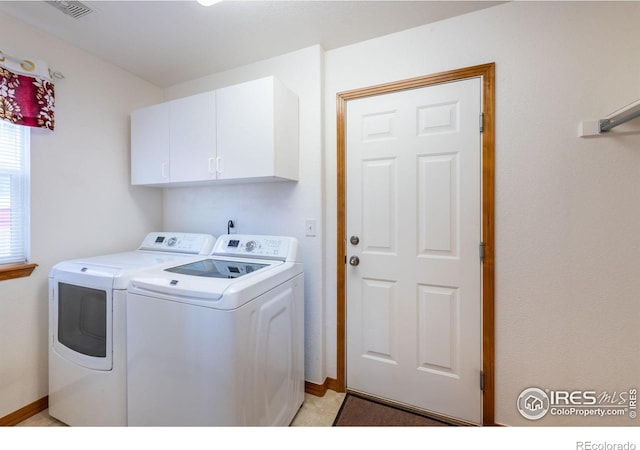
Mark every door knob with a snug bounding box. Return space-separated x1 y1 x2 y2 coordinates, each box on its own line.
350 235 360 245
349 256 360 266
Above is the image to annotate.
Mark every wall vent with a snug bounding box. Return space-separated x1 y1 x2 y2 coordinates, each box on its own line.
46 1 94 19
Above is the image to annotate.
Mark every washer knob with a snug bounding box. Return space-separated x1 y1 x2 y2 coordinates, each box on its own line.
167 237 178 247
245 240 257 252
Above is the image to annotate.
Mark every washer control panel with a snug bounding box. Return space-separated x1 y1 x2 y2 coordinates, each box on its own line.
138 232 216 255
212 234 293 260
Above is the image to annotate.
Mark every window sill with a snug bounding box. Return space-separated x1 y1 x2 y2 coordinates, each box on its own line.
0 263 38 281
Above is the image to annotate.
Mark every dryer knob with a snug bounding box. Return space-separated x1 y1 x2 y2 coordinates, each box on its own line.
245 240 256 252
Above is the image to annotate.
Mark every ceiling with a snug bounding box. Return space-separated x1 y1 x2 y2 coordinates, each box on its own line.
0 0 502 88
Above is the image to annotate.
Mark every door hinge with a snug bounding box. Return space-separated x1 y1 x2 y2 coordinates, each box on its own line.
479 113 484 133
479 242 485 261
480 371 485 391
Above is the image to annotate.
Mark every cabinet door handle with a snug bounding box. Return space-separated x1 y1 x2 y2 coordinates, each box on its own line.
216 156 223 174
208 158 216 174
161 162 169 178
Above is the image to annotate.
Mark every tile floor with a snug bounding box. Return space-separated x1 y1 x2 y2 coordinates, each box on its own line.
16 390 346 427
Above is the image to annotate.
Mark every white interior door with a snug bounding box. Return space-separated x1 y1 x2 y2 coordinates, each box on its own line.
345 77 482 424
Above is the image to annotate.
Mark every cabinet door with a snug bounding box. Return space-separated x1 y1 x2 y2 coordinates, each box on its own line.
131 103 170 185
216 77 274 180
169 91 217 183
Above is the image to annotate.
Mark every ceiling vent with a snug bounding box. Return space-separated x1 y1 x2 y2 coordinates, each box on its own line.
46 1 94 19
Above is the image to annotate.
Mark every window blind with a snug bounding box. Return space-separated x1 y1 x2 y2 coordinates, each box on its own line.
0 121 30 266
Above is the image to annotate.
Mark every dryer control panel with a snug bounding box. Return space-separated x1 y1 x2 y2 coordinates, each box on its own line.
138 232 216 255
212 234 296 261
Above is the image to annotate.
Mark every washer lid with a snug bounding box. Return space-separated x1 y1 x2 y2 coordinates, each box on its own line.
128 258 292 306
164 258 269 279
130 276 228 301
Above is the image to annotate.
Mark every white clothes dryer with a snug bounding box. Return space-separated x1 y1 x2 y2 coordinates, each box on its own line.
48 232 215 426
126 234 304 426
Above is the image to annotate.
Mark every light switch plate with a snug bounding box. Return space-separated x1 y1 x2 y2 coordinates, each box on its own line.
305 219 316 237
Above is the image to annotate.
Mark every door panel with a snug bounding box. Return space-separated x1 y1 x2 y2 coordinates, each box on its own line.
361 277 397 363
417 284 459 374
362 159 397 253
418 154 458 256
346 78 482 424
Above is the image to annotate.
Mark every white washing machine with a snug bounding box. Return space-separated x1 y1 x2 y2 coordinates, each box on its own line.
126 234 305 426
48 232 215 426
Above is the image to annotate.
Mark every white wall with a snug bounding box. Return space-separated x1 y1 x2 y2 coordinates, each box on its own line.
324 2 640 426
0 13 163 418
161 46 326 384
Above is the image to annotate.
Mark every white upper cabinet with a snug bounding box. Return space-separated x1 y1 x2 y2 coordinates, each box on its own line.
131 91 216 186
169 91 217 184
131 102 170 185
130 76 298 187
216 76 299 182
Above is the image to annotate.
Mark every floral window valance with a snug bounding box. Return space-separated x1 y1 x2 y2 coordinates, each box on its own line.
0 50 55 131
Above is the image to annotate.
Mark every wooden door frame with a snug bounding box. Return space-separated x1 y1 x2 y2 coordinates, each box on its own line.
336 63 495 425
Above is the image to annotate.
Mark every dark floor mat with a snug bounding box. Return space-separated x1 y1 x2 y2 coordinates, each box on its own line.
333 394 452 427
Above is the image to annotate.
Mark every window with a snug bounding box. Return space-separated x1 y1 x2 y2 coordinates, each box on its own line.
0 120 30 267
